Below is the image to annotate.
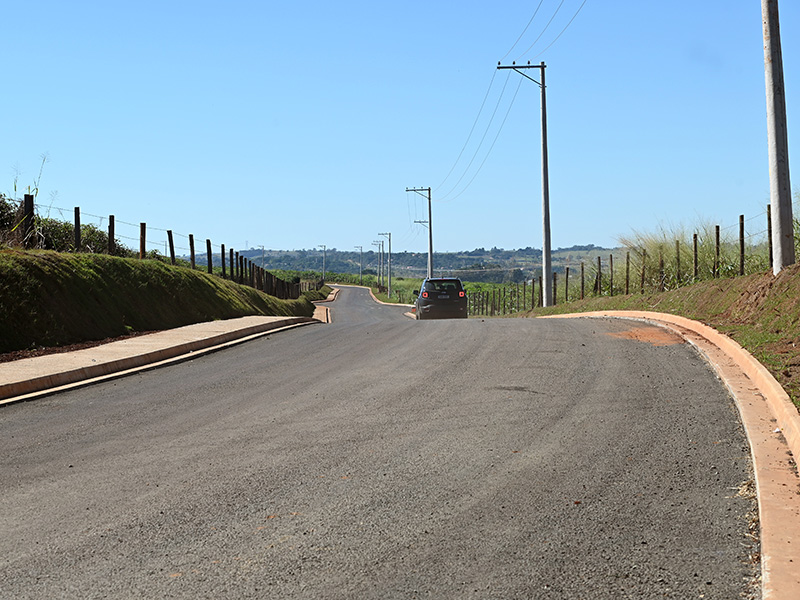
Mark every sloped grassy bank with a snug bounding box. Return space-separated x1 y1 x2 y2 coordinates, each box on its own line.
521 263 800 409
0 249 320 353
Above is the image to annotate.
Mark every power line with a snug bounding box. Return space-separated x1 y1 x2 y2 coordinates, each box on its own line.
434 69 498 192
443 76 525 203
438 71 514 201
515 0 567 61
528 0 589 61
499 0 547 62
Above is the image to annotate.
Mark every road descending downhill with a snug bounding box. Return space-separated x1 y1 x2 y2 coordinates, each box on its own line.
0 286 758 599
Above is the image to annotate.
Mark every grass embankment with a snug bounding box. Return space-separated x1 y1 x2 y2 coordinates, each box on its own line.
0 249 321 353
521 264 800 409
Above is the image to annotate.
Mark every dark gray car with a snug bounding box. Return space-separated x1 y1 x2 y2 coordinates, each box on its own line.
413 277 468 319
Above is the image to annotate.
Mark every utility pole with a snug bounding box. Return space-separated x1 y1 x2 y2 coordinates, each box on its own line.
372 241 382 287
355 245 363 285
763 0 794 274
379 240 384 287
318 244 326 282
407 187 433 278
379 232 392 300
497 61 553 306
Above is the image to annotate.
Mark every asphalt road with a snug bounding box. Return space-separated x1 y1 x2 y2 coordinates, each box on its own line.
0 286 758 599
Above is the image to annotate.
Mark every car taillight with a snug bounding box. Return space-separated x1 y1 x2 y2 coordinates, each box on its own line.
422 291 429 298
459 291 465 297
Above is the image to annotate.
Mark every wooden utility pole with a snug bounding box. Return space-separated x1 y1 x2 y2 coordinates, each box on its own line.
763 0 794 273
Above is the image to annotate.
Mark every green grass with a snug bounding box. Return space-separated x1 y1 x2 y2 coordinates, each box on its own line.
0 249 317 353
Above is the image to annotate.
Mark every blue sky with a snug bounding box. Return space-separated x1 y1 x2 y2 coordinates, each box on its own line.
3 1 797 254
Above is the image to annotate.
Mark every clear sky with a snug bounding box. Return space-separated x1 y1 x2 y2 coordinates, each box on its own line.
3 1 797 254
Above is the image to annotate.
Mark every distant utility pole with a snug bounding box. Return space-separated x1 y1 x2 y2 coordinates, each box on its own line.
762 0 794 274
379 240 384 286
497 61 553 306
355 245 363 285
318 244 326 282
379 232 392 299
407 187 433 278
372 241 383 286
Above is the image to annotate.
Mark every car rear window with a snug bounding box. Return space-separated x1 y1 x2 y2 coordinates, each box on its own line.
424 280 463 292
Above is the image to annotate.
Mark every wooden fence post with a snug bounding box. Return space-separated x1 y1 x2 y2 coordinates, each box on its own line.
140 222 147 259
596 256 601 295
714 225 720 278
206 239 213 274
523 281 527 311
538 276 543 307
552 272 557 306
625 251 630 294
230 248 235 280
640 249 647 294
609 254 614 297
167 230 176 264
581 262 585 299
675 240 681 286
693 234 698 281
22 194 35 248
106 215 115 255
74 207 82 252
739 215 745 276
659 248 665 292
565 266 570 302
189 234 195 268
221 244 226 278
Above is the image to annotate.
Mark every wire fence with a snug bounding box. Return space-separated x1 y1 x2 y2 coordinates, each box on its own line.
7 195 313 300
467 208 780 315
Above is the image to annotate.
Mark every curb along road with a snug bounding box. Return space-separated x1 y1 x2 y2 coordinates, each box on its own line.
0 288 340 406
545 310 800 600
0 315 326 406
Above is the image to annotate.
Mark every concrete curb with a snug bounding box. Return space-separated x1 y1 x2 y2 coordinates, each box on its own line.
315 287 340 303
0 316 317 404
545 310 800 599
329 284 414 308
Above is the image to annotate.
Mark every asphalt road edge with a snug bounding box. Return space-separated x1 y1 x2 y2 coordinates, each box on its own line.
546 310 800 600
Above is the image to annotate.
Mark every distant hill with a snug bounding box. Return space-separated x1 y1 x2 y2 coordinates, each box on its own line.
190 245 625 284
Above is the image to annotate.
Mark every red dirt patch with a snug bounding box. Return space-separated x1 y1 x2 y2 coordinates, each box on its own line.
606 326 685 346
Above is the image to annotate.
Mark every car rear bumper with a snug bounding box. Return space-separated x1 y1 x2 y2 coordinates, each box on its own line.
418 304 467 318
